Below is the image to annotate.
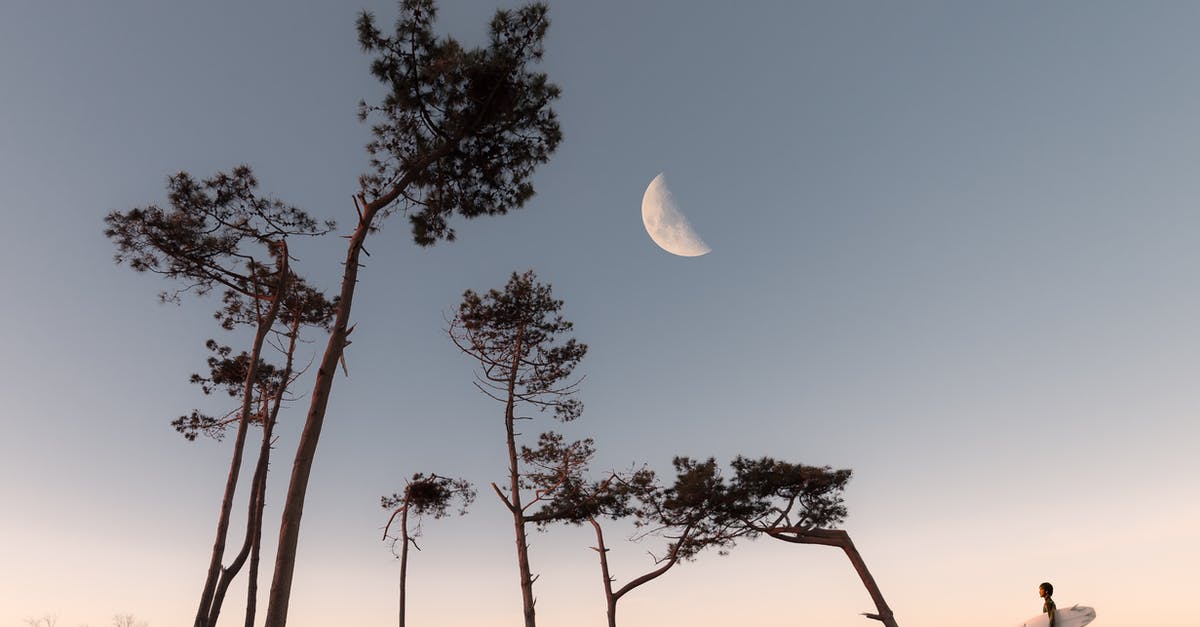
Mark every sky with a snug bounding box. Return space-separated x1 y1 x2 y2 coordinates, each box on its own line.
2 1 1199 626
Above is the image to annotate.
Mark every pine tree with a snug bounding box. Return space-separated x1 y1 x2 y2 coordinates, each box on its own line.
264 4 562 622
449 270 586 627
728 457 900 627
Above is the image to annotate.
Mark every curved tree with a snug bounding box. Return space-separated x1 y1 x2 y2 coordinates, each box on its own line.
537 453 872 627
728 457 899 627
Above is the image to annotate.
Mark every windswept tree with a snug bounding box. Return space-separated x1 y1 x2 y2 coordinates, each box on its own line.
449 270 586 627
728 457 900 627
380 473 475 627
536 453 859 627
104 166 333 627
265 3 562 623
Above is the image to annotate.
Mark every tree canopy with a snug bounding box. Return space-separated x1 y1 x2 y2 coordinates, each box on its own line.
355 0 562 244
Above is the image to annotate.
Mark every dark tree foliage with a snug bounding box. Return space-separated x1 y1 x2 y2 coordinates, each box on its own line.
173 282 337 442
728 456 851 531
104 165 333 302
451 270 587 421
519 431 602 524
594 459 744 627
724 458 901 627
356 0 562 245
190 340 281 398
265 4 563 623
643 458 746 560
381 473 475 526
536 455 852 627
213 277 337 332
529 455 657 531
171 351 278 442
450 269 585 627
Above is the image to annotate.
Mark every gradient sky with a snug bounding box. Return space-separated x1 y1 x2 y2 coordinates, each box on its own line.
2 2 1199 626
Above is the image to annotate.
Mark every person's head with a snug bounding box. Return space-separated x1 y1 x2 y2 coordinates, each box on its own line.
1039 582 1054 598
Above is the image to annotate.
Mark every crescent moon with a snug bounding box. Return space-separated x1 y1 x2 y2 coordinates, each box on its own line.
641 173 711 257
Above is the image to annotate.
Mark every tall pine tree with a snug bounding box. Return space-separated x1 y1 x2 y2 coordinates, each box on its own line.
264 3 563 624
449 270 586 627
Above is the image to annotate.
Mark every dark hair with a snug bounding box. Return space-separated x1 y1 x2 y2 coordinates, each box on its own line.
1039 582 1054 596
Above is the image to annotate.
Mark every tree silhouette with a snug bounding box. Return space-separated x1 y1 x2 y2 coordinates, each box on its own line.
551 457 746 627
536 453 862 627
104 166 332 627
380 473 475 627
264 3 562 623
449 270 586 627
728 457 900 627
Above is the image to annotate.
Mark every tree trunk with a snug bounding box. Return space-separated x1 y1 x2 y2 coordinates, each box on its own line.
205 396 268 626
241 407 270 627
767 528 900 627
511 509 536 627
608 529 686 619
501 327 537 627
245 314 300 627
588 518 617 627
244 473 264 627
194 251 288 627
590 517 691 627
262 200 382 627
399 503 409 627
205 311 301 626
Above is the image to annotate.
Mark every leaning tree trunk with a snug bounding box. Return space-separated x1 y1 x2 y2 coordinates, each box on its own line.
209 305 300 626
194 251 288 627
261 200 379 627
244 469 266 627
206 394 270 626
245 314 301 627
766 528 900 627
263 143 453 626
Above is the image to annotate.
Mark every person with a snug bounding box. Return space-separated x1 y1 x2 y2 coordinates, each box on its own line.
1039 582 1057 627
